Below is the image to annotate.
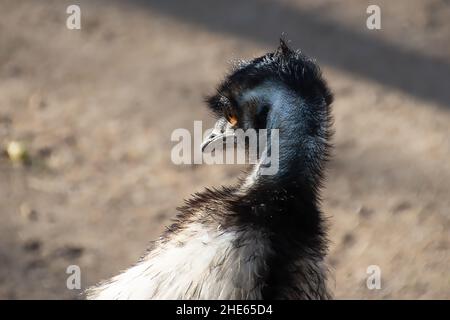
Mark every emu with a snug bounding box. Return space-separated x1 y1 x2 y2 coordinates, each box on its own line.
87 40 334 300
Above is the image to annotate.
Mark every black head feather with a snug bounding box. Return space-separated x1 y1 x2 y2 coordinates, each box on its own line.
207 39 333 124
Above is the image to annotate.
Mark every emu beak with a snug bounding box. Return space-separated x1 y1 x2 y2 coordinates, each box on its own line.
201 117 235 153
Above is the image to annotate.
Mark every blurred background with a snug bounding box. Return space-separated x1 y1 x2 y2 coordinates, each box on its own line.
0 0 449 299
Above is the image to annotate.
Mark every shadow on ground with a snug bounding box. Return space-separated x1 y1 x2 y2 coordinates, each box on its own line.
122 0 450 109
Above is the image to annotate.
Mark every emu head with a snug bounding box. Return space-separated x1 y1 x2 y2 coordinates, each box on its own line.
202 39 333 179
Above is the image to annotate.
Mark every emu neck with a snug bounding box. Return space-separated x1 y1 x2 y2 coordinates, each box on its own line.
242 87 321 203
230 87 330 300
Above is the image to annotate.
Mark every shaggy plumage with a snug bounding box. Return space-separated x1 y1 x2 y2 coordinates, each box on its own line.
86 39 334 300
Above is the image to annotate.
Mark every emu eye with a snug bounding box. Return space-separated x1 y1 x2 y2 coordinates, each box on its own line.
222 101 238 126
226 113 238 126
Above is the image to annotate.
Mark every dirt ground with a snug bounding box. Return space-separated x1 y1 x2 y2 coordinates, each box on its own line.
0 0 449 299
